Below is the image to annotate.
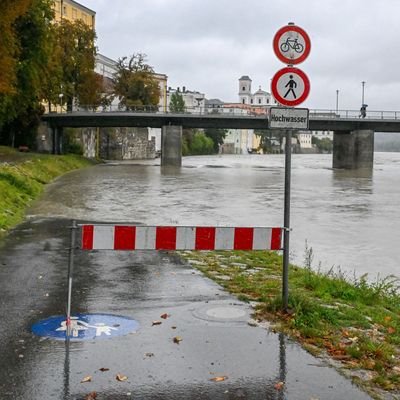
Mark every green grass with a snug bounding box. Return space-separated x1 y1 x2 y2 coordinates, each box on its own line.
0 146 94 233
179 249 400 397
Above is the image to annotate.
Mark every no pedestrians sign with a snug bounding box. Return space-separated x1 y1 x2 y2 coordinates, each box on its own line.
271 67 310 107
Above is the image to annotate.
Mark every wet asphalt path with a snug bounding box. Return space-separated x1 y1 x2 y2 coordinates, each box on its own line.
0 217 372 399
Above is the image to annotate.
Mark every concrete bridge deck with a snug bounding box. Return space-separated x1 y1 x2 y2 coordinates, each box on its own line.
41 108 400 169
42 109 400 132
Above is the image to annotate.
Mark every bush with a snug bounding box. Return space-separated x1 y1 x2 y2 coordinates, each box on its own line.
189 132 214 155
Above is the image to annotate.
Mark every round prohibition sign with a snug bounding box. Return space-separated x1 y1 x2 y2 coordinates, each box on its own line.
273 24 311 65
271 67 310 107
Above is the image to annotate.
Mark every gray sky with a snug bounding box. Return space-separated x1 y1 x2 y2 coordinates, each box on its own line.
83 0 399 111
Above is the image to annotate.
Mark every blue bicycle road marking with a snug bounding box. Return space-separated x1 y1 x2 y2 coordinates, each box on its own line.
32 313 139 341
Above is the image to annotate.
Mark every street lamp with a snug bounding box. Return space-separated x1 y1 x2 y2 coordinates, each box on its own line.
336 89 339 114
361 81 365 106
360 81 367 118
58 93 64 113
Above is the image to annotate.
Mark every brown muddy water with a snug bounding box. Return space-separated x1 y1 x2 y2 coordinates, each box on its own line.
27 153 400 281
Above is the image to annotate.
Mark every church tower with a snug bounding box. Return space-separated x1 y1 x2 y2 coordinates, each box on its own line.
238 76 252 105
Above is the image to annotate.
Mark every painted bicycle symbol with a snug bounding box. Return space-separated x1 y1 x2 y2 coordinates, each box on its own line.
280 37 304 54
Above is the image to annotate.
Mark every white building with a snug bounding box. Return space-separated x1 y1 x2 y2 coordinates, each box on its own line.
238 76 277 106
311 130 334 140
297 132 312 149
166 86 205 113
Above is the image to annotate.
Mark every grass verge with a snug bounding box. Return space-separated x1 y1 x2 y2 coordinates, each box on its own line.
0 146 94 234
179 248 400 399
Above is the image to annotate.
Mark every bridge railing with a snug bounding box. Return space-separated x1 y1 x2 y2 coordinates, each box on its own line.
51 105 400 120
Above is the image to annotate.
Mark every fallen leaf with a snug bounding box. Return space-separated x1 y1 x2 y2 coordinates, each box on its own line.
99 367 110 372
160 313 169 319
173 336 182 344
81 375 92 383
171 326 177 330
144 352 154 358
388 327 396 334
116 374 128 382
84 392 97 400
274 381 284 390
210 376 228 382
152 321 162 326
384 316 392 322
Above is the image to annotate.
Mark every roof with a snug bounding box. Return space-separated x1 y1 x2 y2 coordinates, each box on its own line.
254 89 269 95
66 0 96 15
239 76 252 81
205 98 224 106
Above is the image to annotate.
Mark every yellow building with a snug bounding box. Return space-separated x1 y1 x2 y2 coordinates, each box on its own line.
52 0 95 28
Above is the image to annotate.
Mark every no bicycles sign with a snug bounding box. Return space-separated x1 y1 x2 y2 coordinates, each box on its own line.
273 23 311 65
271 23 311 107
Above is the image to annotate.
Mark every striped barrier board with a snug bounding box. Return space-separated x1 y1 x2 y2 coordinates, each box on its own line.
81 225 283 251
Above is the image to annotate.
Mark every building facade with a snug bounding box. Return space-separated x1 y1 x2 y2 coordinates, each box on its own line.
52 0 95 28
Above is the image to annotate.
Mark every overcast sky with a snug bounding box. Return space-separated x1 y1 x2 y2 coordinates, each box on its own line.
83 0 399 111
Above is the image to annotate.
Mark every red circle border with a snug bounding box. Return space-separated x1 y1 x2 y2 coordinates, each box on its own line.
273 25 311 65
271 67 310 107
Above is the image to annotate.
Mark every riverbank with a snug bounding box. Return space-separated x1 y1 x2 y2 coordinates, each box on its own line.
180 249 400 399
0 146 94 234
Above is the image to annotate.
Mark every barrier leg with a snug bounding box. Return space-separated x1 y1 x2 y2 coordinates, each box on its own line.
66 220 77 337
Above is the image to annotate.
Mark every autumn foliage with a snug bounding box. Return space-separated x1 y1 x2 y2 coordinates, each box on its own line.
0 0 32 94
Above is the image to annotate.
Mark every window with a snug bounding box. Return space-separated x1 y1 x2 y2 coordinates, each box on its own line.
267 98 269 104
258 98 261 104
82 13 87 22
250 99 253 104
242 86 245 91
72 8 77 19
242 99 245 104
63 5 67 15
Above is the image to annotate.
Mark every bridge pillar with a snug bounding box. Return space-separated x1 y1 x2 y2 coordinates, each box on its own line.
333 130 374 169
51 126 64 155
161 125 182 166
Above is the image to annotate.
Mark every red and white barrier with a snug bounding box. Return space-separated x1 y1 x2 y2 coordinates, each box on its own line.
81 225 283 251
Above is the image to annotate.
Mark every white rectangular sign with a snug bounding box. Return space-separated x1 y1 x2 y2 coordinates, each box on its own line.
269 107 309 130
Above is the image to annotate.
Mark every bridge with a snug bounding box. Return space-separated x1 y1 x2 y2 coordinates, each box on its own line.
41 107 400 169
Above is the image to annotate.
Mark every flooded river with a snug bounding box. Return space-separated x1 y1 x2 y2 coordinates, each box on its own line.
28 153 400 280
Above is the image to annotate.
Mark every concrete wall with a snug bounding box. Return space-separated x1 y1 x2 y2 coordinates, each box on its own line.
99 127 155 160
333 130 374 169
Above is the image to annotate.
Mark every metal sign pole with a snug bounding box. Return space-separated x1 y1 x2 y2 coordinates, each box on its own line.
282 130 292 312
66 220 77 336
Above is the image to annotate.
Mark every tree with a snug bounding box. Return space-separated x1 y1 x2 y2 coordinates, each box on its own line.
312 136 333 153
204 128 227 153
169 91 185 113
51 19 101 111
0 0 54 147
114 53 160 111
0 0 31 95
254 129 284 153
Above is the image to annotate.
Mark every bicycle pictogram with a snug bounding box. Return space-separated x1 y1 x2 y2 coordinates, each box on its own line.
280 37 304 54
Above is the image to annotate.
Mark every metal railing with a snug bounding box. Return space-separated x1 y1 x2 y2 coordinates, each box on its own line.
49 105 400 120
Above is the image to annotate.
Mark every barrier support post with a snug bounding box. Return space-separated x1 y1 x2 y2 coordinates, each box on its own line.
66 220 77 337
282 130 292 312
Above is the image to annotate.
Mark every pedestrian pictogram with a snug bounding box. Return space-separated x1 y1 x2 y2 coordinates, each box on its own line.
32 314 139 341
273 23 311 65
271 67 310 107
284 75 297 99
